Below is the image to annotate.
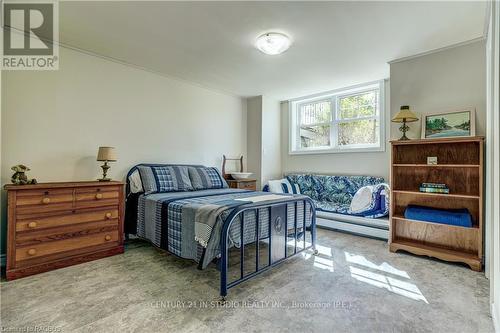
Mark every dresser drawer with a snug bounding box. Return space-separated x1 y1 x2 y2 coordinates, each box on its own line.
16 208 119 232
16 229 119 262
228 180 256 191
16 221 119 247
15 189 74 213
75 186 120 208
239 182 256 190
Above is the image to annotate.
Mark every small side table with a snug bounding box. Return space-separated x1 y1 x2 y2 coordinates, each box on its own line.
227 179 257 191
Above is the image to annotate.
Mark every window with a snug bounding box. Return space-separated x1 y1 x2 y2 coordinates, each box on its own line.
290 81 385 154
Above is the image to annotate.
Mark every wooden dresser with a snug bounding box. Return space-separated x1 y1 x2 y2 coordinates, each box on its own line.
5 181 125 280
227 179 257 191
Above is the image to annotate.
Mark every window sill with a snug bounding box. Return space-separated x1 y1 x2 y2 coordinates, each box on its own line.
289 146 385 155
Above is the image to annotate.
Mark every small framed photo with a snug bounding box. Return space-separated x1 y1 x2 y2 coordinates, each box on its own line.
427 156 438 165
421 108 475 139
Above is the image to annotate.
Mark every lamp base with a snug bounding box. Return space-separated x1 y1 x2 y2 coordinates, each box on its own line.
398 121 411 141
98 178 112 182
99 161 111 182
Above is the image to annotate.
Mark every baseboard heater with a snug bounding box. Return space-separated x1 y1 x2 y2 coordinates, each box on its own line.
316 211 389 240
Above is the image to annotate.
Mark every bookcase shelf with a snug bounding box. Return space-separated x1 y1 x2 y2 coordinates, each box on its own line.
392 215 479 230
392 190 480 199
393 164 480 168
390 136 484 271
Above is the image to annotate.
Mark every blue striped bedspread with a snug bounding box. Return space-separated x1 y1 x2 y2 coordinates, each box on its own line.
136 189 312 269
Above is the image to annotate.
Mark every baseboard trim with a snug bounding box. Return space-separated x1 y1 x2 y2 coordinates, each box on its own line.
0 254 5 267
317 217 389 240
316 211 389 230
493 302 499 333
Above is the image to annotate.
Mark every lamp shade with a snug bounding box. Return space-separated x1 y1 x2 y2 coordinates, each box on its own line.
97 147 117 161
392 105 419 123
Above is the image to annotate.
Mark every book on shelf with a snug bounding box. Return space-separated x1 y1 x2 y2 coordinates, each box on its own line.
419 187 450 194
421 182 448 189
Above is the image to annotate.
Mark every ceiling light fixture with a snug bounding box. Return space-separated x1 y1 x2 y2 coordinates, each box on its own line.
255 32 292 55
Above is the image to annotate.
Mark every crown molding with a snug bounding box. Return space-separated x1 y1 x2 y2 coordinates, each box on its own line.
388 37 486 65
2 26 241 99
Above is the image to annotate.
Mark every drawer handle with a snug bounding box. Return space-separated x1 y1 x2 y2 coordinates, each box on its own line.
28 248 37 256
95 193 103 200
104 235 112 241
42 197 50 204
105 212 112 219
28 222 38 229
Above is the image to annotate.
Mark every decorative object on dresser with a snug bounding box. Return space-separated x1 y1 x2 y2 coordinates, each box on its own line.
5 181 125 280
222 154 256 190
97 146 117 181
230 172 253 180
390 136 484 271
221 154 243 179
426 156 438 165
226 179 257 191
11 165 37 185
421 108 475 139
391 105 419 140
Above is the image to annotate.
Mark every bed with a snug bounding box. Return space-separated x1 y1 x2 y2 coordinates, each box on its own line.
124 164 317 299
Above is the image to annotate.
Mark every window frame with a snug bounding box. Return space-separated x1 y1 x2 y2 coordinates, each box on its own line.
289 80 386 155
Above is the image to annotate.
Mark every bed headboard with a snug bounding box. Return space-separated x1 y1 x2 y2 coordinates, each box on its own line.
124 163 207 235
125 163 205 197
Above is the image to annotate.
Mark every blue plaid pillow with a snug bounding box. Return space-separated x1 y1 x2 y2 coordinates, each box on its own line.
188 166 228 190
137 166 192 194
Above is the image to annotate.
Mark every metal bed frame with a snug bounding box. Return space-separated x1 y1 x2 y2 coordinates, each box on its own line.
219 197 317 300
125 164 317 300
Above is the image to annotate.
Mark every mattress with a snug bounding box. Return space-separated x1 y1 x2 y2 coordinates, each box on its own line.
130 188 313 269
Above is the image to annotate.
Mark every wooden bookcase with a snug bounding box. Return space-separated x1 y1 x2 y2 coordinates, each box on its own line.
389 136 484 271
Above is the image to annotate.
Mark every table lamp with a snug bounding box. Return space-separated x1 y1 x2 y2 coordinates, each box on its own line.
97 146 117 181
392 105 419 140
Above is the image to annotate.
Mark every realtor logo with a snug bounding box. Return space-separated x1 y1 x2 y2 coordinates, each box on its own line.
2 1 59 70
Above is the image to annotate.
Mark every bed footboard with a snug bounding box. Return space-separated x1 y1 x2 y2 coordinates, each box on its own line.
220 197 317 299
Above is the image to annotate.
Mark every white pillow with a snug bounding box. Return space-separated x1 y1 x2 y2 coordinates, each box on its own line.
129 169 143 193
350 185 374 214
267 179 300 194
268 179 286 193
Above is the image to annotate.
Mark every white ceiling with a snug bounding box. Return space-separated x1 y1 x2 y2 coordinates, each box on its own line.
58 1 488 100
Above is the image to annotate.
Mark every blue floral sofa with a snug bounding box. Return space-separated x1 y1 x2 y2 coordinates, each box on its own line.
285 174 388 217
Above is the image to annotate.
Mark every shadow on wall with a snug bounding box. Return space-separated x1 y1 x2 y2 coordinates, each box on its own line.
74 156 100 181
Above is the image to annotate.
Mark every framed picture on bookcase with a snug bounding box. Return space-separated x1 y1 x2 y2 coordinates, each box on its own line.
421 108 476 139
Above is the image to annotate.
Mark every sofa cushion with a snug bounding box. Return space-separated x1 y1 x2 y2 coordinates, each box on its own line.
286 174 385 204
312 200 352 215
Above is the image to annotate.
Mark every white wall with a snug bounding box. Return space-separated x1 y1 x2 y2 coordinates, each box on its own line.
487 1 500 330
0 28 3 263
261 96 282 185
0 46 247 254
246 96 262 188
390 40 486 139
246 95 282 188
280 81 391 180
